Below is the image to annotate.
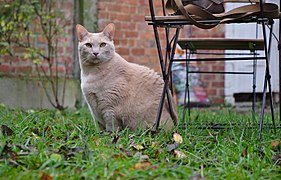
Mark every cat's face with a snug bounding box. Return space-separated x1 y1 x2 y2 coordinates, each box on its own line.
76 24 115 65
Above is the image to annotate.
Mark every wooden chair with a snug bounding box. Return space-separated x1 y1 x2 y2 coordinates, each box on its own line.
145 0 281 139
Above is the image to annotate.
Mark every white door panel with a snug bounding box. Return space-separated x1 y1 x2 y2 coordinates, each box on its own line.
224 1 279 104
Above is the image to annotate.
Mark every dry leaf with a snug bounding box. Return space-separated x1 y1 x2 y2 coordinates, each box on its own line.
151 142 158 148
155 149 160 158
271 140 280 148
242 146 248 157
132 144 144 151
112 154 126 159
167 143 179 152
173 150 187 159
93 137 100 146
125 150 133 157
173 133 183 144
43 126 51 134
40 171 53 180
272 154 281 165
0 143 18 160
1 125 14 136
140 155 149 161
131 161 152 170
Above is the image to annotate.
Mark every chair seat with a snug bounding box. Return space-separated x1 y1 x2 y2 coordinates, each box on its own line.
145 12 281 22
177 38 265 51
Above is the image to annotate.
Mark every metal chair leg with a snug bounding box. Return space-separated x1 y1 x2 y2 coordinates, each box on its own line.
258 20 276 140
154 28 181 131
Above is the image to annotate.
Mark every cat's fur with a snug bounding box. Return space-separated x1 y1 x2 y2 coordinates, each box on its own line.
76 23 178 131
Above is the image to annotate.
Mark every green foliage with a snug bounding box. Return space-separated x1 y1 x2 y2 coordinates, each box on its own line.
0 0 68 110
0 106 280 179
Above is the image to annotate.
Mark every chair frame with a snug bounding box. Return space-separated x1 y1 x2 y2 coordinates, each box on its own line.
146 0 280 139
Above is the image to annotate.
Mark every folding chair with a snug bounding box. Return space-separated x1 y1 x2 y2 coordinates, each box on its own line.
145 0 281 139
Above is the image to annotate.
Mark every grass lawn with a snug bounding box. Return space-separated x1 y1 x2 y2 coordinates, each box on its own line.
0 105 280 179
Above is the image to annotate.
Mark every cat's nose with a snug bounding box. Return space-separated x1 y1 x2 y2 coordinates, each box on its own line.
93 53 98 56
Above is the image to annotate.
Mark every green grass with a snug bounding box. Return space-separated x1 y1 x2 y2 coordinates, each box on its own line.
0 105 280 179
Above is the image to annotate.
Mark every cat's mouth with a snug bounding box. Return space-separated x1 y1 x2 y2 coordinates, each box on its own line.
82 56 102 65
83 59 98 64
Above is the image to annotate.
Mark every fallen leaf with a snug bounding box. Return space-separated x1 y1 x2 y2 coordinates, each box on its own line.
112 154 126 159
50 153 62 161
0 143 18 160
131 161 152 170
141 155 149 161
155 149 160 158
92 137 100 146
125 150 133 157
271 140 281 149
167 143 179 152
43 126 51 134
32 127 40 135
242 146 248 157
39 171 53 180
272 154 281 165
133 152 142 159
1 125 14 136
173 150 187 159
132 144 144 151
173 133 183 144
151 142 158 148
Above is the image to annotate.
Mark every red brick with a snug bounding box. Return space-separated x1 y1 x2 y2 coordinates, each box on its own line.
108 4 123 12
131 48 144 56
114 14 131 21
211 81 224 88
0 65 10 72
212 65 225 71
128 39 135 46
52 66 65 74
124 31 138 38
16 66 33 73
36 65 49 74
37 35 47 44
116 47 129 56
120 5 130 13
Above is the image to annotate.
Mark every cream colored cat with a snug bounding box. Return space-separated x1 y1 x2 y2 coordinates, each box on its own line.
76 23 178 131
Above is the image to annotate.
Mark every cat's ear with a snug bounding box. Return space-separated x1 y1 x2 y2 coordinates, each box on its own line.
76 24 89 42
102 23 115 41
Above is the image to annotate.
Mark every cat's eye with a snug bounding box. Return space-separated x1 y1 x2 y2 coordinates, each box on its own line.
100 42 106 47
85 43 92 48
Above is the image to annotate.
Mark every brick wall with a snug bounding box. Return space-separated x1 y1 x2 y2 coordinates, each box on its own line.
97 0 166 71
96 0 225 104
0 0 225 105
0 0 75 78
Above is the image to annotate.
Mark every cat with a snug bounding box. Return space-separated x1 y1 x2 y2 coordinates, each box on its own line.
76 23 178 131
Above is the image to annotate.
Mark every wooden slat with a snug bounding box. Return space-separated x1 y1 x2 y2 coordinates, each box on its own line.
177 38 265 50
145 13 281 22
222 0 260 3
